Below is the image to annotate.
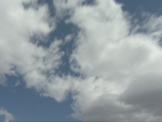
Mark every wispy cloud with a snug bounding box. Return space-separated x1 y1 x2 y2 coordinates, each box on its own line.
0 107 14 122
0 0 67 102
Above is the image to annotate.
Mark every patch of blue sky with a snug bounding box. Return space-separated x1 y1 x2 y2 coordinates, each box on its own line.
1 75 79 121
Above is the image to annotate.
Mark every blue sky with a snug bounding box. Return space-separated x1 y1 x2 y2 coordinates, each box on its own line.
1 0 162 122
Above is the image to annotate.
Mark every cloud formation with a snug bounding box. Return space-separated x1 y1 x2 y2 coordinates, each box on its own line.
1 0 162 121
0 0 68 102
0 107 14 122
54 0 162 121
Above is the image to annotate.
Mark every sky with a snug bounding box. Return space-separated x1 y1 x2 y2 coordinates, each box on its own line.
1 0 162 122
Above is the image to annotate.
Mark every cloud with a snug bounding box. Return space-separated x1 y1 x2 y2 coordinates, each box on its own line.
0 0 52 81
2 0 162 121
0 0 69 102
141 13 162 39
54 0 162 121
0 107 14 122
119 74 162 116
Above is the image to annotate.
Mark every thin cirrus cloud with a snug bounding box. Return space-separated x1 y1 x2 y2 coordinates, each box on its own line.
1 0 162 121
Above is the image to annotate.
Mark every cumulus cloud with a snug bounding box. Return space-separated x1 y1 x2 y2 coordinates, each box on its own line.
2 0 162 121
53 0 162 121
0 0 69 102
0 0 52 81
119 74 162 116
0 107 14 122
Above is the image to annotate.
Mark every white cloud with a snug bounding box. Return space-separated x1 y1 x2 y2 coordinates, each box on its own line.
0 0 69 102
64 34 74 43
0 0 52 81
2 0 162 121
54 0 162 121
141 13 162 39
0 107 14 122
